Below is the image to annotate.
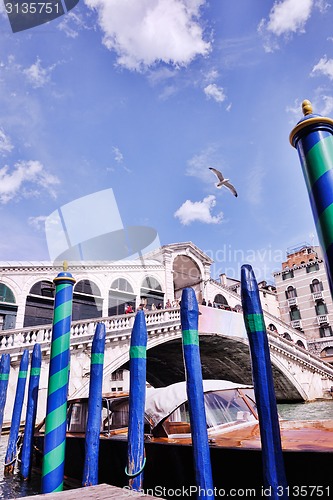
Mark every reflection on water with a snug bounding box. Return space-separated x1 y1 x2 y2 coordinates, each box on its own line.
278 399 333 420
0 434 41 498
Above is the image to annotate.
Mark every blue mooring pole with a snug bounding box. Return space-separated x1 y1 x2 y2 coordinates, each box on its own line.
4 349 29 474
241 264 288 500
82 322 106 487
180 288 214 500
0 353 11 436
126 309 148 492
42 263 76 493
20 343 42 480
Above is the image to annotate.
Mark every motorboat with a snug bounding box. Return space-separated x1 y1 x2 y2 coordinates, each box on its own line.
33 380 333 497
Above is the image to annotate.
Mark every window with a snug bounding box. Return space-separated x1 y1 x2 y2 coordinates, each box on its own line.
319 325 333 338
310 279 323 293
111 369 124 381
282 270 294 280
285 286 297 299
306 262 319 273
0 284 16 304
315 301 328 315
289 306 301 321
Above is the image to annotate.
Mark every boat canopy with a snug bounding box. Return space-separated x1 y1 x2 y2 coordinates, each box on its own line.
145 379 254 428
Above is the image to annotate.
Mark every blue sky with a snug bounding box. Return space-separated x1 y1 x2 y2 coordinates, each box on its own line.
0 0 332 283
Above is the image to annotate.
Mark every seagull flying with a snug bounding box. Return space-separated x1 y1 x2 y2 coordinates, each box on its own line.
209 167 238 197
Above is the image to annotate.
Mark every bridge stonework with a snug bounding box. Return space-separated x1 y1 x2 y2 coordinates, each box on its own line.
1 306 333 425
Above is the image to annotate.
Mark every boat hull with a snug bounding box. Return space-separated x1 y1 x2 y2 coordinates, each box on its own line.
33 434 333 497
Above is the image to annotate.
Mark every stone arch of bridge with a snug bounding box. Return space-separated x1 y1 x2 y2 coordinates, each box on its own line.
70 333 304 402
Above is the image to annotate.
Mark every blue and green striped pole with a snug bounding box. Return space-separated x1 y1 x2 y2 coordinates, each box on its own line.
82 322 106 487
241 264 288 499
0 353 10 436
20 343 42 480
41 263 75 493
180 288 214 500
290 99 333 298
126 309 147 492
4 349 29 474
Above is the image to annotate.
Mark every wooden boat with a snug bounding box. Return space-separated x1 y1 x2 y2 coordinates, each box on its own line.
33 380 333 497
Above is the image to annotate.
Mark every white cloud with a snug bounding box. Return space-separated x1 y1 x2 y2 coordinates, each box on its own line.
311 56 333 80
112 146 124 163
245 164 265 205
258 0 314 52
186 145 223 183
23 57 56 88
174 195 223 225
320 95 333 115
204 83 226 103
0 129 13 155
265 0 313 36
58 11 89 38
0 160 60 204
28 215 47 230
84 0 211 71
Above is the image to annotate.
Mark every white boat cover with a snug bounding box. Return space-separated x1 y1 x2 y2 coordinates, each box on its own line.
145 379 254 427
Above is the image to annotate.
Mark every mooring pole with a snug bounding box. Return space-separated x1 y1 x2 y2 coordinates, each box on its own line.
290 100 333 298
4 349 29 474
20 343 42 480
241 264 288 499
82 322 106 487
41 263 75 493
126 309 147 492
181 287 214 500
0 353 10 436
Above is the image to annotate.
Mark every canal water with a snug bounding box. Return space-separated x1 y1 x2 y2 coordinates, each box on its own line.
0 400 332 498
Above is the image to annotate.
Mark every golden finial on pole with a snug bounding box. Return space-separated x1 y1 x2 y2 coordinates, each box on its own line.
63 260 68 272
302 99 313 116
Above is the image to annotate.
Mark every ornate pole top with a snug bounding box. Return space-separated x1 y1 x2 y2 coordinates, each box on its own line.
289 99 333 147
302 99 313 116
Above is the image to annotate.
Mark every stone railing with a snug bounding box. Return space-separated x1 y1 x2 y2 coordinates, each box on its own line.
0 308 181 356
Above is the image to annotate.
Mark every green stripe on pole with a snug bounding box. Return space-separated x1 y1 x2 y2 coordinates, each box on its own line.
129 346 146 358
30 367 41 376
316 203 333 250
305 135 333 187
44 402 67 433
50 333 70 359
0 374 9 381
91 353 104 364
48 368 69 395
18 371 27 379
53 301 73 325
182 329 199 346
244 313 266 332
43 440 66 476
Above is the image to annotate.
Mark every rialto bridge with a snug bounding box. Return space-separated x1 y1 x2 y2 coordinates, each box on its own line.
1 304 333 425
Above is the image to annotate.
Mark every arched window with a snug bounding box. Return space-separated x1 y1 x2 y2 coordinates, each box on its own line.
24 280 55 327
315 300 327 316
140 276 164 309
214 294 228 307
0 283 17 330
310 279 323 293
283 332 292 341
296 340 305 349
267 323 277 332
0 284 16 303
73 280 102 321
109 278 135 316
285 286 297 299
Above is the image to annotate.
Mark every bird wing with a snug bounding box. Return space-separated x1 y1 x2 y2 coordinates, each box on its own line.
224 181 238 197
209 167 224 182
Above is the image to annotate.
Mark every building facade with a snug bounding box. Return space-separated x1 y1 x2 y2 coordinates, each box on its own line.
274 243 333 364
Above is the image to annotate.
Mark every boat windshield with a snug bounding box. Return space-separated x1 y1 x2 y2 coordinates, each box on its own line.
204 389 257 429
161 388 257 437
